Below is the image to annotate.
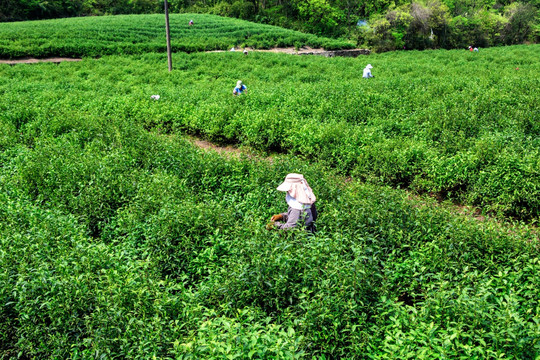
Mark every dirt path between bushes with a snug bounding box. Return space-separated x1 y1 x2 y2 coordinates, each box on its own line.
0 47 369 65
0 57 82 65
209 46 370 57
186 136 274 163
189 137 248 158
186 134 538 239
208 46 326 54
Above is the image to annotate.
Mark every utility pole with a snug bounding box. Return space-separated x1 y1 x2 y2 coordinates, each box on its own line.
164 0 172 72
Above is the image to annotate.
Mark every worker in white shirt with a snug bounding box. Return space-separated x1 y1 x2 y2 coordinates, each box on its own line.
363 64 374 78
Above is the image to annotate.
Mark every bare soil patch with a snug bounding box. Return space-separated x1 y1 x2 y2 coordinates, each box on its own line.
191 137 245 157
207 46 322 54
248 46 326 54
209 46 370 57
186 135 274 163
0 57 82 65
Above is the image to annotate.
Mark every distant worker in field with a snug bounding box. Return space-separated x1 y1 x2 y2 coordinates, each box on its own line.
233 80 247 96
243 48 248 55
363 64 374 78
474 47 479 52
468 46 473 52
189 19 194 26
230 47 236 52
267 173 317 233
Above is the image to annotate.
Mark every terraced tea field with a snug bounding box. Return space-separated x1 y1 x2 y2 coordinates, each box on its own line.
2 43 538 219
0 13 353 59
0 15 538 359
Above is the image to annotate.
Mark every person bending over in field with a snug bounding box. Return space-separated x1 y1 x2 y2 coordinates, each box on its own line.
189 19 194 26
233 80 247 96
267 173 317 233
363 64 374 78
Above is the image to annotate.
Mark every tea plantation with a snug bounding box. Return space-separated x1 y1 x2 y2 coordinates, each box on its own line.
0 15 539 359
0 14 353 59
2 45 539 220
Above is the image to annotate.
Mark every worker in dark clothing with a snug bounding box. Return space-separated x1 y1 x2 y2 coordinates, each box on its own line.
267 173 317 233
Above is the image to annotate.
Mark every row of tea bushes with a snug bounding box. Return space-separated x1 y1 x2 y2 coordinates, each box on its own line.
0 95 538 357
1 45 537 219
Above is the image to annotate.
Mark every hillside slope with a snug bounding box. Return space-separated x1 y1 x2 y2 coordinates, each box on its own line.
0 13 354 59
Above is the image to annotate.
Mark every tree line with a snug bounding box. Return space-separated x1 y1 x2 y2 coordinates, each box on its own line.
1 0 538 51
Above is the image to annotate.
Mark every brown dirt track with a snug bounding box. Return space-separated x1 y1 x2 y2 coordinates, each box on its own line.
0 57 82 65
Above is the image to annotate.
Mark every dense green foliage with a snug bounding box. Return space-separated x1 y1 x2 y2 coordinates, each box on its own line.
0 14 353 59
360 1 539 52
0 55 539 357
1 0 538 51
0 0 162 21
3 45 537 219
1 17 539 357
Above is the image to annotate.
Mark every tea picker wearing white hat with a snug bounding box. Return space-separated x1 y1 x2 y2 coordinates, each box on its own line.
267 173 317 233
363 64 374 78
233 80 247 96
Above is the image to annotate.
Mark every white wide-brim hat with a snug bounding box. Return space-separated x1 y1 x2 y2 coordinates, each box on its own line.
277 173 316 205
236 80 243 87
366 64 373 69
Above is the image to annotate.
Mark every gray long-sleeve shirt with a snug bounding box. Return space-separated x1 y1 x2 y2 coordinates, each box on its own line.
275 204 317 232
